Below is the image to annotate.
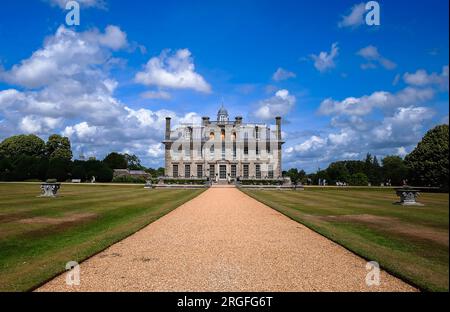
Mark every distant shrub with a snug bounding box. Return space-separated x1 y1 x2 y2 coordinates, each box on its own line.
112 175 147 184
240 179 282 186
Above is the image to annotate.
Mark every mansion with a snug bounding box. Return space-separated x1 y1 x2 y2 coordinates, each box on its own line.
163 106 284 182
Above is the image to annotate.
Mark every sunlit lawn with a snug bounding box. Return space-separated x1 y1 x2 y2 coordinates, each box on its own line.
0 183 204 291
242 187 449 292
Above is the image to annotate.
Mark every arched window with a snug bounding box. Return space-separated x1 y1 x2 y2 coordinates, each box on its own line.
210 131 215 140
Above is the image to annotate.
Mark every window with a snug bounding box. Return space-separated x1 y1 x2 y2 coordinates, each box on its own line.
256 142 259 155
244 132 249 155
173 164 179 178
243 164 249 179
197 164 203 178
266 129 271 154
268 164 274 179
255 126 259 139
184 146 190 157
210 131 215 140
221 130 225 160
185 164 191 178
210 145 214 155
255 164 261 179
231 165 237 178
209 164 215 179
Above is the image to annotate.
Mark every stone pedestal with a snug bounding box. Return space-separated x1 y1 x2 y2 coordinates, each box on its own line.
394 187 423 206
40 183 61 197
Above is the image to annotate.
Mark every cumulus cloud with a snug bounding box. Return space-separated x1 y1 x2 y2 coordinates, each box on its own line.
338 3 366 28
318 87 434 116
310 43 339 72
135 49 211 93
357 45 397 70
403 65 449 91
0 25 201 166
254 89 296 120
272 68 296 81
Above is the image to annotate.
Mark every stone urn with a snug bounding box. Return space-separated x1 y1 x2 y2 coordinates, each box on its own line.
40 183 61 197
394 187 423 206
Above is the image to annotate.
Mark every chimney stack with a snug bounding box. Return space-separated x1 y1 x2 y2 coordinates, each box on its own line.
165 117 171 141
275 116 282 140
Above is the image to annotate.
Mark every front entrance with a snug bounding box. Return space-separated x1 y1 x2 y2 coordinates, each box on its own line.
219 165 227 180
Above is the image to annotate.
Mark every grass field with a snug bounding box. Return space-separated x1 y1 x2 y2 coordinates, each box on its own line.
241 187 449 292
0 183 204 292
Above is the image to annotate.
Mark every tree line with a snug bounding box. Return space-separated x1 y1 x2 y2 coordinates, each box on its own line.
0 134 164 182
0 124 448 188
283 124 449 189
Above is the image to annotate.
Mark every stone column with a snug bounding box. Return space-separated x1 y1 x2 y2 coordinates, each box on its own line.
276 116 282 178
164 117 172 177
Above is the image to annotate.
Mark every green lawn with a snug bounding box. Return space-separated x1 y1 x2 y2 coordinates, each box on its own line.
241 187 449 292
0 183 204 292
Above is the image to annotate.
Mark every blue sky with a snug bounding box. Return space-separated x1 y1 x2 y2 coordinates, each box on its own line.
0 0 448 172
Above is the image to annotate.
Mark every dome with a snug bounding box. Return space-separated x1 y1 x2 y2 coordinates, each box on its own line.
217 104 229 122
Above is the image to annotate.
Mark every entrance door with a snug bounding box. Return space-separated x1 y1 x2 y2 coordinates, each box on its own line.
219 165 227 179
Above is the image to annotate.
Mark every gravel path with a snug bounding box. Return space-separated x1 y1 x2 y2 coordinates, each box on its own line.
38 188 416 292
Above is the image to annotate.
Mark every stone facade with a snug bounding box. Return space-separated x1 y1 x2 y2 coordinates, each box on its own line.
163 106 284 182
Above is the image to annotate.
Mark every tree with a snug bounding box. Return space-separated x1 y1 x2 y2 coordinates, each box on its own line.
0 134 45 158
124 153 144 170
326 162 350 184
84 159 113 182
71 161 87 181
382 156 409 186
103 152 127 169
405 124 449 188
46 134 72 161
46 158 71 182
349 173 369 186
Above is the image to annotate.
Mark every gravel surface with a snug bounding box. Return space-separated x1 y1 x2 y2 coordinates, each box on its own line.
37 188 416 292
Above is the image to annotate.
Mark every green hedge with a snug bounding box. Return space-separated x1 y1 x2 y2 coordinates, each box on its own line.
112 175 149 184
165 179 207 185
240 179 283 186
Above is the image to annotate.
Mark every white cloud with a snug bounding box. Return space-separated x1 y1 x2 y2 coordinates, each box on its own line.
403 65 449 90
0 25 203 166
63 122 98 141
338 3 366 28
19 115 62 134
0 25 128 89
135 49 211 93
318 87 435 116
357 45 397 70
147 143 164 158
310 43 339 72
272 68 296 81
254 89 296 120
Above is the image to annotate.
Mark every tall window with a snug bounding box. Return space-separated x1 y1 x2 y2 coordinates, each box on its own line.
221 129 225 160
210 145 214 156
255 126 259 139
268 164 274 179
232 132 237 159
266 128 271 154
255 164 261 179
173 164 179 178
243 164 249 179
244 132 248 155
209 164 215 179
231 165 237 178
185 164 191 178
210 131 215 140
197 164 203 178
